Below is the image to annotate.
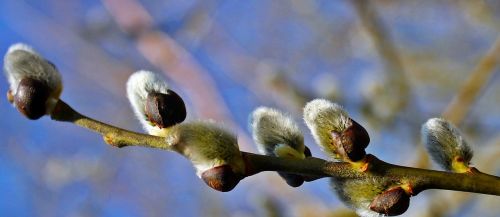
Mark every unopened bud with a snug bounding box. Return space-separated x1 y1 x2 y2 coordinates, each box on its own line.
14 78 51 119
4 43 62 119
250 107 309 187
127 70 186 136
369 187 410 216
421 118 473 172
332 119 370 162
166 121 246 192
145 90 186 128
304 99 370 162
201 165 242 192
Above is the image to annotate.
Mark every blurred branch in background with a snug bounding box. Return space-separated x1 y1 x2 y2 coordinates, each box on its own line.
456 0 500 31
351 0 411 125
442 37 500 125
256 195 285 217
177 2 322 115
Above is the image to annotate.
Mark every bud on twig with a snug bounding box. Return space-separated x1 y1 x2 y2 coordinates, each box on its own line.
421 118 473 173
14 78 51 119
3 43 62 119
304 99 370 162
165 120 245 192
201 165 241 192
369 187 410 216
127 70 186 136
250 107 310 187
145 90 186 128
330 177 391 217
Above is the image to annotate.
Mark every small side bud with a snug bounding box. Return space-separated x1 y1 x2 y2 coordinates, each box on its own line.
201 165 241 192
4 43 63 119
14 78 51 119
335 119 370 161
304 99 370 162
127 70 186 136
421 118 473 173
7 90 14 103
330 177 392 217
369 187 410 216
250 107 309 187
145 90 186 128
166 121 246 192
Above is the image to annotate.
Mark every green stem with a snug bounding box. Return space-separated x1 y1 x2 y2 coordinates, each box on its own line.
366 157 500 196
49 100 500 196
244 153 500 196
50 100 168 150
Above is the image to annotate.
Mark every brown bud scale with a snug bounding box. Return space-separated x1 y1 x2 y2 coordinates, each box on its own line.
201 165 241 192
331 119 370 162
369 187 410 216
14 78 51 120
145 90 186 128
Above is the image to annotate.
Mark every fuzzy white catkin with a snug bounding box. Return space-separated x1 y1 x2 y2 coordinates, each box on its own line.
331 178 387 217
164 120 245 177
303 99 351 158
421 118 473 171
4 43 62 97
250 107 305 157
126 70 170 136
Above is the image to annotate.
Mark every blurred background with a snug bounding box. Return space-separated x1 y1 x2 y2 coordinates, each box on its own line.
1 0 499 216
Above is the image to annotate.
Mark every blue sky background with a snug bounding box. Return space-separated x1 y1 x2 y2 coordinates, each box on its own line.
0 1 499 217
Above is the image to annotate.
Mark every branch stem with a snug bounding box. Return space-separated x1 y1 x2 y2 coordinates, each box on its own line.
50 100 168 150
244 153 500 196
49 100 500 196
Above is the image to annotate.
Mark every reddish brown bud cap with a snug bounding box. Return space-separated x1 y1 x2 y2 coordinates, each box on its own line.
341 119 370 161
14 78 50 120
369 187 410 216
201 165 241 192
145 90 186 128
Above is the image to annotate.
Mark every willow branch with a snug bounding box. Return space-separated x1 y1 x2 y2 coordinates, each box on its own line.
50 100 168 150
442 36 500 125
351 0 407 79
49 100 500 196
245 153 500 196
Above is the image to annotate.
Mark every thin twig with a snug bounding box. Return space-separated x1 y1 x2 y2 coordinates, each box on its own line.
351 0 411 121
442 36 500 125
50 100 168 150
49 100 500 196
351 0 407 85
